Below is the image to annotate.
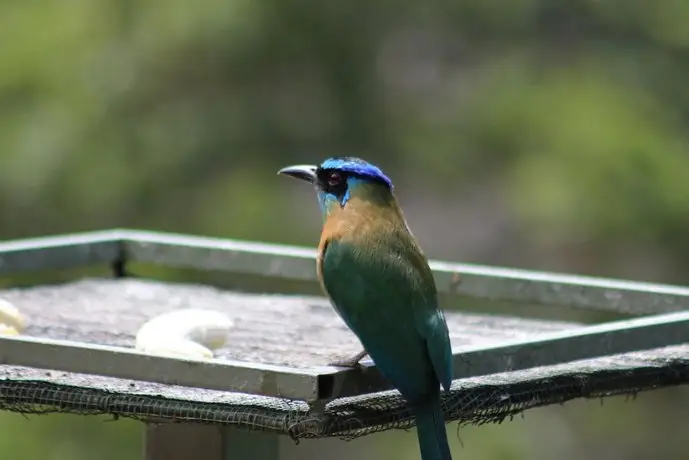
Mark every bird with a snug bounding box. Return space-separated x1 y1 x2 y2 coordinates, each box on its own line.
278 156 453 460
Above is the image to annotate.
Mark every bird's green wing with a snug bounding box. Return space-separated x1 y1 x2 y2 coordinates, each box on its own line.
400 238 453 391
320 235 452 392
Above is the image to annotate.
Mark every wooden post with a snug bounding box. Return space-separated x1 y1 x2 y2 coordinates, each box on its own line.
145 423 285 460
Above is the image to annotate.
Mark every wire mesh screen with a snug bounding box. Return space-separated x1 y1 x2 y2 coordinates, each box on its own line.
1 349 689 440
1 278 688 440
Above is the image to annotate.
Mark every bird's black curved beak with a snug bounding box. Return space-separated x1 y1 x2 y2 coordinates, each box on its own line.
277 164 317 184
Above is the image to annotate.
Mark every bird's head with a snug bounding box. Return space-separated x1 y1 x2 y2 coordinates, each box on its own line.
278 156 394 215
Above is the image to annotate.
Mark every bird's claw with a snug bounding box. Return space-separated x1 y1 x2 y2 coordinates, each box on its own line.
327 358 362 368
327 349 368 368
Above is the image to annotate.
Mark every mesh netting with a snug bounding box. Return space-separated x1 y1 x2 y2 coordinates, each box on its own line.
1 278 688 439
2 351 688 440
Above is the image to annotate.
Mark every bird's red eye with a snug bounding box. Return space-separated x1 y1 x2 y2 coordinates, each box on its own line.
327 172 342 187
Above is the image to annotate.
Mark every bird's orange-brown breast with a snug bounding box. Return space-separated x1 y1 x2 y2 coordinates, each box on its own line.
316 188 407 288
316 184 436 299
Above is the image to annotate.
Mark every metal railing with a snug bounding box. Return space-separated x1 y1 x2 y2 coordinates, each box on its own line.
0 229 688 403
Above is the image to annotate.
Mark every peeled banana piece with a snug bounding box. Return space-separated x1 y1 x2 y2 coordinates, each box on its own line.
135 309 233 359
0 298 26 336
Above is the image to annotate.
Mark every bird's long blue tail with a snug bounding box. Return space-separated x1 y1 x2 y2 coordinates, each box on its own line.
414 395 452 460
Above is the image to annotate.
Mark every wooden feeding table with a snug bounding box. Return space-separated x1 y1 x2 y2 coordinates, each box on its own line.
0 229 688 459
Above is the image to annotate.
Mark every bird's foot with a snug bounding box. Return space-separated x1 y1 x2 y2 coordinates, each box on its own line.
327 349 368 368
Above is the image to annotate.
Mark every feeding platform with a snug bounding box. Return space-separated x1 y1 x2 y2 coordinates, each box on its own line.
0 229 688 459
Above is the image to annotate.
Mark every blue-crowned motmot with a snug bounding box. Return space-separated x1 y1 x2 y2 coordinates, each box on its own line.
278 156 453 460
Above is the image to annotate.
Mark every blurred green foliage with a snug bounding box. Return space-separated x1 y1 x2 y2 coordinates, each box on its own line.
1 0 689 459
0 412 141 460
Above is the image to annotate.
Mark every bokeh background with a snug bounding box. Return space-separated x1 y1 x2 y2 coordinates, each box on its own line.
1 0 689 459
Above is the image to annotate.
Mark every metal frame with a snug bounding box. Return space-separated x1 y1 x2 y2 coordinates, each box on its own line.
1 229 689 403
2 308 689 403
2 229 689 460
2 229 689 315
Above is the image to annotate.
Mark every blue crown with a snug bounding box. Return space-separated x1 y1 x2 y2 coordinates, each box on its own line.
319 157 393 188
